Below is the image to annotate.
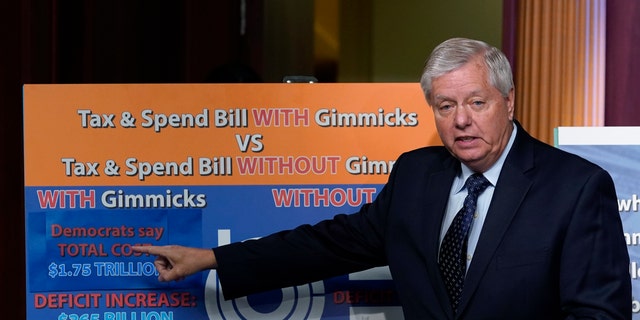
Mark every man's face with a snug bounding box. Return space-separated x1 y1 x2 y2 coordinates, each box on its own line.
429 55 514 173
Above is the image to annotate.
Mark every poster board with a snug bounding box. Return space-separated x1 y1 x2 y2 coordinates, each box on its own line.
555 126 640 318
23 83 440 319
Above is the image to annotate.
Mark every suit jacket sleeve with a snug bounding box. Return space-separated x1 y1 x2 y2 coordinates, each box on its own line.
211 155 409 300
558 168 631 319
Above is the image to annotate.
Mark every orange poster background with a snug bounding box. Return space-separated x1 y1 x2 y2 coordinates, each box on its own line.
23 83 440 186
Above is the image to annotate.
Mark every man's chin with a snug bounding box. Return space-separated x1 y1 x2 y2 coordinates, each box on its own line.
452 150 481 163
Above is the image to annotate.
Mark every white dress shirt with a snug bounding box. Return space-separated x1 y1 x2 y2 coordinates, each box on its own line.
438 123 517 270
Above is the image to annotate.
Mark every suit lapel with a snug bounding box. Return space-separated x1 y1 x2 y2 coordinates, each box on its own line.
457 123 535 315
421 157 459 318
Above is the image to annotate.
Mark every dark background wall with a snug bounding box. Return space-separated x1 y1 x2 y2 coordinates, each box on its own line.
5 2 266 319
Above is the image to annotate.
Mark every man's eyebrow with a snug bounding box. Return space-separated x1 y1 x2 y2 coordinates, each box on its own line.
432 95 451 104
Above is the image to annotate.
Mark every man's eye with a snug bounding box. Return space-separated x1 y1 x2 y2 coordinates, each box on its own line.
439 104 452 111
472 100 485 106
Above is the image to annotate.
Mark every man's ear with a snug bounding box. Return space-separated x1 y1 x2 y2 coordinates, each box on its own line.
506 88 515 120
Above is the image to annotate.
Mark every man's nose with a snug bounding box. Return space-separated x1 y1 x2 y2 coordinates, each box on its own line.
453 106 472 127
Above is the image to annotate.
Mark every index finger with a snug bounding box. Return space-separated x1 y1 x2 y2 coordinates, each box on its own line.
131 245 166 256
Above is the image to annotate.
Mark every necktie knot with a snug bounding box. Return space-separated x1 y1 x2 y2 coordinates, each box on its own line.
465 173 490 197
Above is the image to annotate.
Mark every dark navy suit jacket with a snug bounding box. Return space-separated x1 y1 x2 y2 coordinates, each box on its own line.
214 122 631 319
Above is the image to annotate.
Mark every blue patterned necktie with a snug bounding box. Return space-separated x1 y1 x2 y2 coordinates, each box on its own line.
438 173 491 313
